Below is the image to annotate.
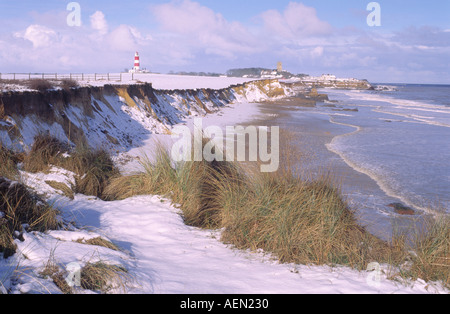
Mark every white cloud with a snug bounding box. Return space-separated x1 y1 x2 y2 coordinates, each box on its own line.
90 11 109 35
259 2 332 42
107 25 151 51
153 0 220 34
151 0 260 60
15 24 58 48
310 46 324 58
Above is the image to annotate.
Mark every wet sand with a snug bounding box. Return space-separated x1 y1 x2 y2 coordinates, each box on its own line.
240 96 422 240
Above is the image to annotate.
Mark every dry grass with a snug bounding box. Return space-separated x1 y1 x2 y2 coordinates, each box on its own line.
39 257 73 294
0 177 61 258
104 144 177 201
0 223 16 259
26 79 54 92
0 143 23 180
59 79 79 91
80 262 130 293
63 142 119 199
76 237 119 251
219 169 406 269
22 135 118 199
104 138 398 269
402 217 450 287
45 181 74 200
180 159 244 229
23 133 69 173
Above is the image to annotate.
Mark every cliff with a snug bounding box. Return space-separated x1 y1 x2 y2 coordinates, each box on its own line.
0 79 296 152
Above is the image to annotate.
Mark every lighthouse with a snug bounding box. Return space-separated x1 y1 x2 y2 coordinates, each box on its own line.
129 51 149 73
134 51 140 72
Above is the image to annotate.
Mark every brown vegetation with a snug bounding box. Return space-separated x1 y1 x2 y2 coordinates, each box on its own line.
0 177 60 258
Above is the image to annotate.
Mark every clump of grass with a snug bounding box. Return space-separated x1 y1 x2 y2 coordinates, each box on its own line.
0 177 60 232
220 170 404 269
23 133 69 173
0 143 23 180
45 181 74 200
0 223 16 259
103 144 177 201
64 142 119 199
0 177 61 258
80 262 130 293
402 217 450 287
103 174 150 201
40 258 73 294
76 237 119 251
104 138 243 229
22 135 118 199
178 158 244 229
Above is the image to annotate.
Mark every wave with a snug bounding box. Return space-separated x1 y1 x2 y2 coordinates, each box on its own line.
325 116 442 216
333 90 450 128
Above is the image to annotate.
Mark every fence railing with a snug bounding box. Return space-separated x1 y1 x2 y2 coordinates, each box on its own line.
0 73 126 82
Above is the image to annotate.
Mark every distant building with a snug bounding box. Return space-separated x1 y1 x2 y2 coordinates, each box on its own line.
277 62 283 73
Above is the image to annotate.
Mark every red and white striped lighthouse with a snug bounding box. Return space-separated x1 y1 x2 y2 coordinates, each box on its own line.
129 51 149 74
134 51 140 72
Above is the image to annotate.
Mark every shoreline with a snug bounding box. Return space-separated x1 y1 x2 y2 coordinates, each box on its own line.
244 97 425 240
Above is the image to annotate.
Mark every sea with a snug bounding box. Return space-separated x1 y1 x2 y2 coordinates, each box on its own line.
276 84 450 238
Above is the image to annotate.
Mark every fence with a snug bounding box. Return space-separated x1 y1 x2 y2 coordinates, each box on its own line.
0 73 125 82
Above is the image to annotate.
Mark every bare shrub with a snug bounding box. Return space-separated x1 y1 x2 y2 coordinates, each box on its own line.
60 79 79 91
26 79 54 92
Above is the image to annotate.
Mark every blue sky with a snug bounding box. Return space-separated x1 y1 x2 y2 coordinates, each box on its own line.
1 0 449 83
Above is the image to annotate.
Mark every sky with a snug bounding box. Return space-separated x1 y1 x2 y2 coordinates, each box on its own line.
0 0 449 84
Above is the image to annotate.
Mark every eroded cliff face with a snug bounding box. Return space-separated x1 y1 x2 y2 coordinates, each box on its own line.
0 80 295 153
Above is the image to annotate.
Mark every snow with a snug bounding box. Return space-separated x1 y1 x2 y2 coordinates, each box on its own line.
1 73 254 93
54 194 444 294
79 73 256 91
0 76 448 295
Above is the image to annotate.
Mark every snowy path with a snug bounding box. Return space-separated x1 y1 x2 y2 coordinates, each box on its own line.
60 194 441 294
